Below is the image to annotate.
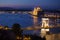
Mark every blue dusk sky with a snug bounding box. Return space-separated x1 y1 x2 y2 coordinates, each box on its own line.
0 0 60 10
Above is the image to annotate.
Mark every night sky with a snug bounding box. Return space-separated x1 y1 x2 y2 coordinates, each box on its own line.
0 0 60 10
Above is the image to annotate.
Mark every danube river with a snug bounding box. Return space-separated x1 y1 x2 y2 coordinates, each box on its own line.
0 13 33 27
0 12 60 34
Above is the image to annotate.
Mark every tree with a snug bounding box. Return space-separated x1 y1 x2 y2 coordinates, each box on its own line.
4 26 9 30
12 23 23 37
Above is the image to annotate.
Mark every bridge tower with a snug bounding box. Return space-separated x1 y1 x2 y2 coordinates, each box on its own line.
41 18 50 38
